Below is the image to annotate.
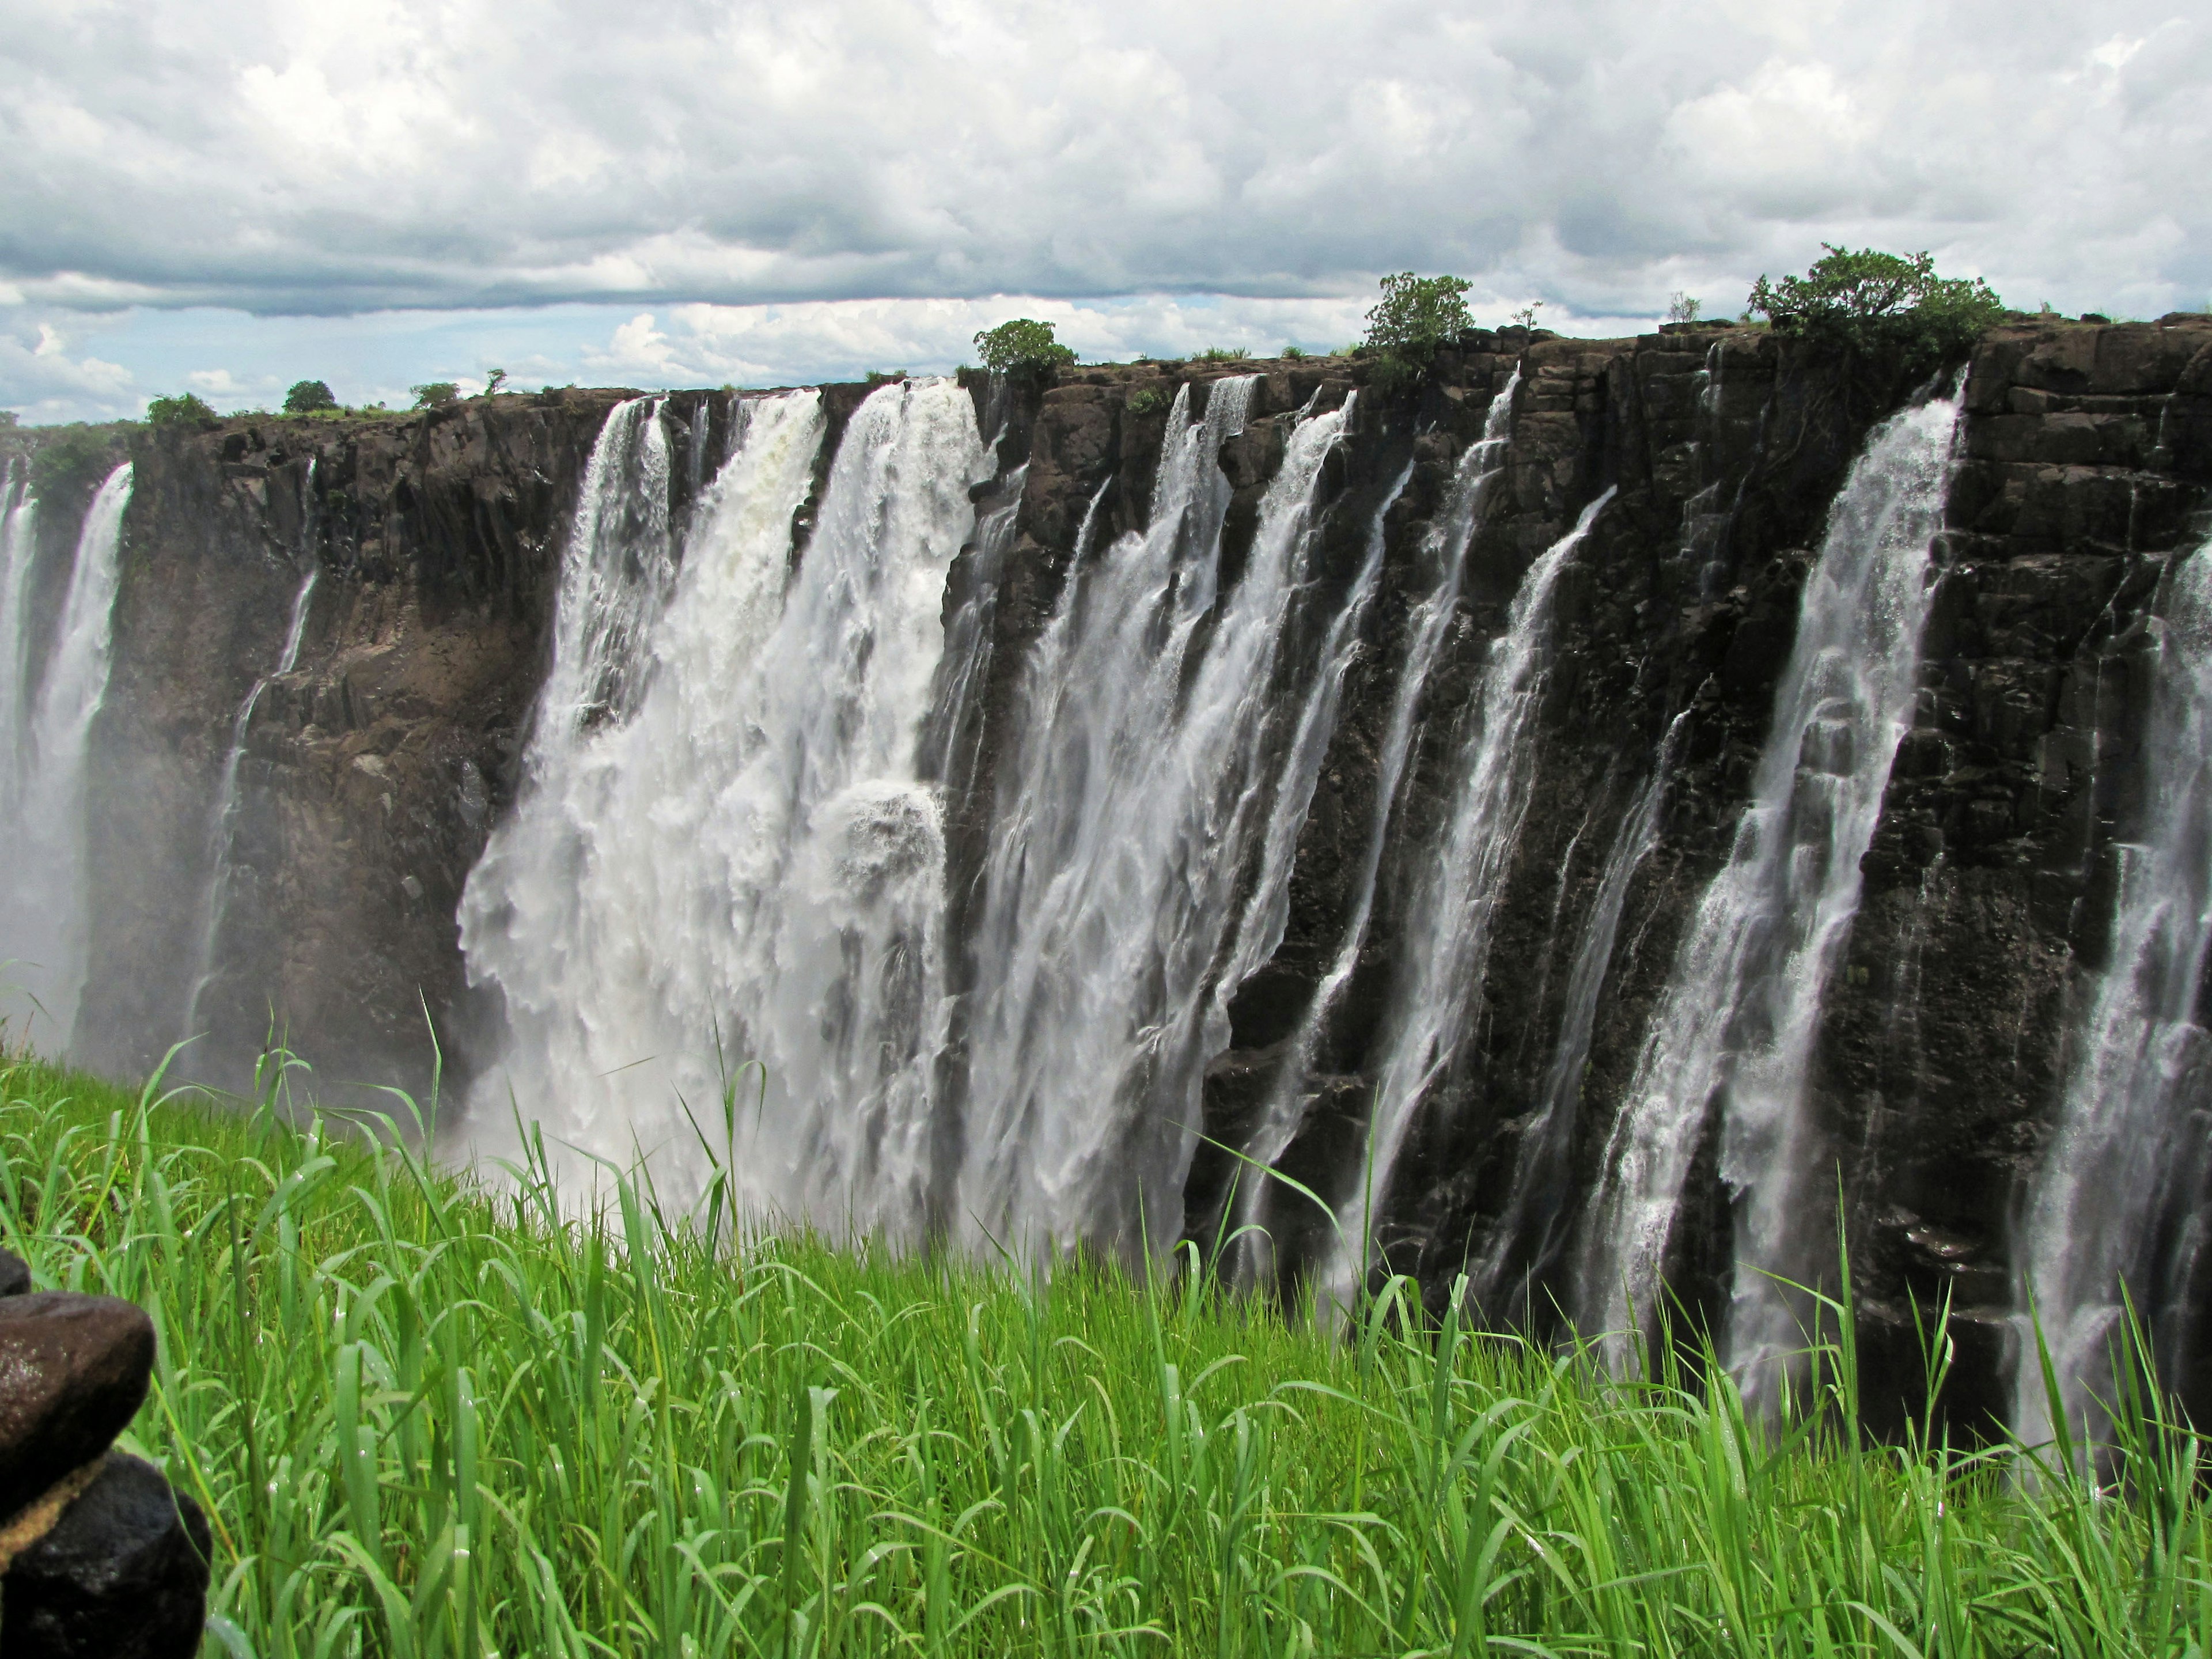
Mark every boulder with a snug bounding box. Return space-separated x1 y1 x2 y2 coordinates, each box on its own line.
0 1252 28 1298
0 1453 210 1658
0 1294 154 1523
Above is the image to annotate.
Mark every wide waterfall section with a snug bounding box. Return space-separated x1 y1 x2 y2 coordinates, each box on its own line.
0 462 133 1052
957 376 1370 1253
1313 486 1618 1318
1573 393 1962 1381
461 381 993 1231
2015 534 2212 1450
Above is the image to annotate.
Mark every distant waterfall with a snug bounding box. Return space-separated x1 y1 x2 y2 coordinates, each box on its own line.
2015 536 2212 1449
957 377 1357 1251
462 382 989 1232
1574 394 1960 1381
1314 486 1616 1316
0 462 37 810
1233 374 1516 1289
181 531 322 1046
0 463 133 1052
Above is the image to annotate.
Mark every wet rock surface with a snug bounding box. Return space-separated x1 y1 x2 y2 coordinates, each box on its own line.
2 1452 211 1659
0 1294 154 1521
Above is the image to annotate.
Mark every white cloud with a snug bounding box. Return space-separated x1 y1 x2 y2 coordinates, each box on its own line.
0 0 2204 420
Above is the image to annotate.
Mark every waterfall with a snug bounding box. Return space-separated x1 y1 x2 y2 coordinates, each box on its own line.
2014 535 2212 1450
1573 393 1960 1380
0 463 133 1052
0 463 37 810
1233 374 1518 1289
957 377 1358 1252
1312 486 1614 1315
1471 715 1684 1324
179 551 323 1045
462 381 988 1232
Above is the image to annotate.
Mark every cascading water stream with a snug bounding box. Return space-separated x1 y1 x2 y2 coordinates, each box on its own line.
1573 394 1960 1383
463 382 989 1232
958 377 1362 1252
1232 374 1518 1289
0 463 133 1052
180 523 323 1044
2014 535 2212 1450
0 463 37 811
1313 486 1616 1316
1471 715 1685 1323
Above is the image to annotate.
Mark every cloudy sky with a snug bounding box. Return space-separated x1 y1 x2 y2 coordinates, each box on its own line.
3 0 2205 422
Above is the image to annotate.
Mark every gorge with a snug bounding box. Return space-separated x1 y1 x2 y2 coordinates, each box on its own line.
6 315 2212 1441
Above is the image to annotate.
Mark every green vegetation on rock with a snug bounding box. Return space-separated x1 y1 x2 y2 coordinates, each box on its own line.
1361 272 1475 389
1748 244 2006 367
411 381 461 410
146 391 218 429
8 1050 2212 1656
283 380 338 414
973 319 1077 375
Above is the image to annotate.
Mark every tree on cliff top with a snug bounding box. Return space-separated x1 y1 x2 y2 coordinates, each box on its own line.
146 392 218 429
1360 272 1474 389
284 379 338 414
974 319 1076 375
1748 245 2004 366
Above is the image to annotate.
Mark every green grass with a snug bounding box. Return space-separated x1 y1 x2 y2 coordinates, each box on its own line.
6 1050 2212 1657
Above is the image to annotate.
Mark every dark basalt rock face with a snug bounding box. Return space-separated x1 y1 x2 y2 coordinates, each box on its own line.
0 1293 154 1521
57 320 2212 1429
1 1452 212 1659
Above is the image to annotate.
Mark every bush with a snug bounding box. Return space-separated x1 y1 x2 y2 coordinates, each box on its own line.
29 426 126 503
283 380 338 414
1747 245 2004 366
1198 345 1250 362
145 391 218 429
1667 292 1701 324
1362 272 1474 366
1127 385 1172 416
972 319 1076 375
410 382 460 410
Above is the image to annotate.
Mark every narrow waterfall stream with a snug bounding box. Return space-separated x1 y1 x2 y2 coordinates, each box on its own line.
1312 487 1615 1315
180 547 322 1044
1471 714 1684 1324
1574 393 1960 1382
957 377 1362 1251
463 382 988 1231
0 461 37 812
1 463 133 1051
2016 535 2212 1449
1233 375 1516 1289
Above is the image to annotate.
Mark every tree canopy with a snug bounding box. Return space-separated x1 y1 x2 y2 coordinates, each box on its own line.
973 319 1076 374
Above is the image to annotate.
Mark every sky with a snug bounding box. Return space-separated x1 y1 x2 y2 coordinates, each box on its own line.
2 0 2206 424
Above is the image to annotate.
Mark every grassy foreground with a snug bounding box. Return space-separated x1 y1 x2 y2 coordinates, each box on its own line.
5 1055 2211 1657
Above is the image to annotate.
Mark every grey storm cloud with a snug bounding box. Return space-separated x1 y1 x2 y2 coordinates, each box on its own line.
2 0 2207 323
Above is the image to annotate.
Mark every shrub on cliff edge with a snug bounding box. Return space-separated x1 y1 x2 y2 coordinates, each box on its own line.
145 392 218 429
1748 245 2004 369
1361 271 1474 389
283 379 338 414
972 318 1076 375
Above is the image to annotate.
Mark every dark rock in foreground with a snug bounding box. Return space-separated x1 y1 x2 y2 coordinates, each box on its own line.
1 1453 211 1659
0 1294 154 1522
